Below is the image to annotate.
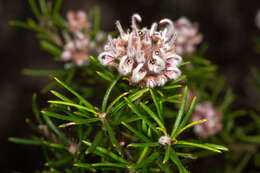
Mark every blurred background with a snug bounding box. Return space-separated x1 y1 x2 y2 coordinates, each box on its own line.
1 0 260 172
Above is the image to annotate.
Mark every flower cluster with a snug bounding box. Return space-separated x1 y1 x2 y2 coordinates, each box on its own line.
256 9 260 30
174 17 203 57
190 101 223 138
98 14 182 88
61 11 105 67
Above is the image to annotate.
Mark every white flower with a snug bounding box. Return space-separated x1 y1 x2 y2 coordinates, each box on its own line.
256 9 260 30
158 136 172 146
98 14 183 88
174 17 203 56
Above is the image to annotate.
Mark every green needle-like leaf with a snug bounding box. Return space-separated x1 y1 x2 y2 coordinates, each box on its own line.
46 156 72 168
32 93 43 124
29 0 41 19
83 140 128 164
129 152 159 169
86 131 103 154
9 20 32 30
204 143 229 151
161 84 182 90
169 148 189 173
102 75 121 112
175 141 222 153
74 163 96 172
171 86 188 138
53 0 63 17
40 41 62 56
39 0 48 15
8 138 42 145
92 163 127 168
121 122 151 142
137 146 149 164
96 71 112 82
48 101 97 115
54 77 95 109
42 114 70 144
127 142 159 148
50 90 74 103
150 89 163 121
176 119 207 137
106 92 129 113
178 97 197 131
140 102 166 131
112 88 149 114
103 121 122 155
124 97 158 135
163 145 171 164
42 111 99 125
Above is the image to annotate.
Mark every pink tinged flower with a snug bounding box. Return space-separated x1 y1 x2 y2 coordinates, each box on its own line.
131 13 142 34
118 56 134 75
116 21 129 41
165 67 181 80
67 11 89 32
98 52 115 66
158 136 171 146
145 76 157 88
120 141 126 147
191 101 223 139
131 63 147 83
156 74 168 86
256 9 260 30
98 14 183 88
148 53 166 73
61 51 72 61
159 19 175 42
150 23 158 37
174 17 203 56
166 54 182 67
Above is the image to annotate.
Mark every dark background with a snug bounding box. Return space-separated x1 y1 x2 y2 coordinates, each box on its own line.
1 0 260 172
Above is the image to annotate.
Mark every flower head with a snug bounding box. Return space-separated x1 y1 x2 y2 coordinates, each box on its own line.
256 9 260 30
67 10 90 32
158 136 172 146
174 17 203 57
62 11 106 67
190 101 223 139
98 14 182 88
61 33 90 66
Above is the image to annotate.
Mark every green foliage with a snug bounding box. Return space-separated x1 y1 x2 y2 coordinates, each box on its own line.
9 1 260 173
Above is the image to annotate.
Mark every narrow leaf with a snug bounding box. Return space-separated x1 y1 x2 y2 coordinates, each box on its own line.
102 75 121 112
124 97 159 134
171 86 188 138
104 121 122 155
83 140 128 164
92 163 127 168
29 0 41 19
48 101 97 115
32 93 43 124
8 138 41 145
42 111 99 125
121 122 151 142
54 77 95 109
169 148 189 173
163 145 171 164
176 119 207 137
178 97 197 131
129 152 159 169
140 102 166 131
150 89 163 121
128 142 159 148
42 114 70 144
175 141 222 153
